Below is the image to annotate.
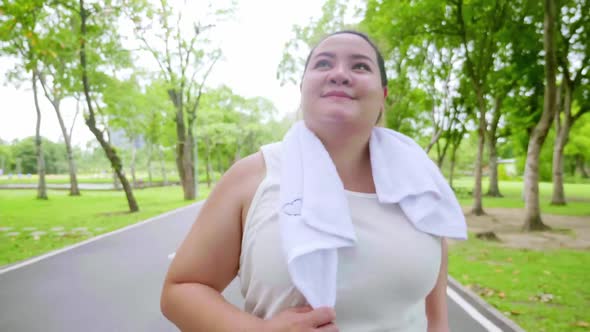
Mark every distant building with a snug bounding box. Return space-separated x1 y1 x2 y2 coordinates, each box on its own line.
498 158 517 176
108 129 145 150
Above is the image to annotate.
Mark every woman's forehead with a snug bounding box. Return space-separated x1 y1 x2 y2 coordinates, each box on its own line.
312 33 377 59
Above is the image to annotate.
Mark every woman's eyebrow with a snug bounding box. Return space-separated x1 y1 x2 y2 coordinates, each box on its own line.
313 51 336 59
313 52 375 65
350 54 376 64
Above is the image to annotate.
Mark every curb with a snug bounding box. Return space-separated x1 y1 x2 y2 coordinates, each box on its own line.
448 276 526 332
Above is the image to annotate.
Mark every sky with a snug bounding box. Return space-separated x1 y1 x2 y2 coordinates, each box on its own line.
0 0 327 147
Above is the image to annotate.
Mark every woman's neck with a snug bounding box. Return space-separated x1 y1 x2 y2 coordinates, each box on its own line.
314 127 375 193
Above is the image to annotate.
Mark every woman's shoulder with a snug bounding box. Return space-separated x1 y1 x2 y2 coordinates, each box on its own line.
228 151 267 193
227 144 283 224
226 141 283 195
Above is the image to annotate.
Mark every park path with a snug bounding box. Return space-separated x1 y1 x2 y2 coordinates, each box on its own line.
0 202 503 331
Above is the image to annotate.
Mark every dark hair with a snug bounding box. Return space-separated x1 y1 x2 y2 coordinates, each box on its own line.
302 30 388 87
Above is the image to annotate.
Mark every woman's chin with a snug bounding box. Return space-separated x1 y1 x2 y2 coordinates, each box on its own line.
316 108 359 124
304 110 368 136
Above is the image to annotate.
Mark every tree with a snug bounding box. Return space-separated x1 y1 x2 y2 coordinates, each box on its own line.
351 1 434 139
142 78 176 186
0 0 49 199
419 44 463 165
500 0 546 192
277 0 350 86
130 0 229 200
197 86 282 187
551 0 590 205
522 0 558 231
452 0 511 215
565 97 590 178
486 74 516 197
9 137 67 174
28 14 82 195
34 4 82 196
362 0 514 208
32 70 48 199
78 0 138 212
0 142 14 173
102 75 146 188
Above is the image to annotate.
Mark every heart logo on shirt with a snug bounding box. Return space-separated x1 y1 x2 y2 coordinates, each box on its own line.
282 198 303 216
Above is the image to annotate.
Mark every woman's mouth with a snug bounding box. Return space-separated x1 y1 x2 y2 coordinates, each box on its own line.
322 91 354 99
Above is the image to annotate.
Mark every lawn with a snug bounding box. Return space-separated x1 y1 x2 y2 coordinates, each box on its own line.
0 173 181 185
449 179 590 331
449 237 590 332
0 185 211 266
453 178 590 216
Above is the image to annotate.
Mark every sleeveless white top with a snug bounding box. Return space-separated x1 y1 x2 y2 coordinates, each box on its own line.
238 142 442 332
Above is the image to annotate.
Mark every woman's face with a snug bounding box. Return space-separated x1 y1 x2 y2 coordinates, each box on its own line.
300 33 385 132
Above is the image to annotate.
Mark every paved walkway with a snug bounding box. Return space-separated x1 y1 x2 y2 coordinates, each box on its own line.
0 203 504 331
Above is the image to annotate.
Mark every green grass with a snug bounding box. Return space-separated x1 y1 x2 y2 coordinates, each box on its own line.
0 185 211 266
450 178 590 330
454 178 590 216
0 174 181 185
449 237 590 332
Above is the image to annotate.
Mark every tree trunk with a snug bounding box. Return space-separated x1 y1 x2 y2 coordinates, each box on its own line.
487 142 501 197
182 133 196 200
169 87 197 199
182 106 197 200
449 126 466 189
551 83 571 205
487 97 503 197
169 89 187 194
436 136 452 169
523 0 556 231
576 155 588 178
205 137 211 188
113 170 120 189
567 156 576 176
425 129 443 154
147 143 153 186
190 121 199 198
471 88 486 215
130 138 137 188
79 0 138 212
38 71 80 196
217 149 223 176
32 71 47 200
158 146 168 185
58 105 81 196
449 142 458 189
106 130 120 190
16 158 22 175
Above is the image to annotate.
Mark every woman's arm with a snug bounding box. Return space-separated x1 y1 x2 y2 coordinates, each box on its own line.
425 238 450 332
160 153 266 332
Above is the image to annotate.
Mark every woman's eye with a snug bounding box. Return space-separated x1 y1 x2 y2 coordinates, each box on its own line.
353 63 371 71
314 60 331 68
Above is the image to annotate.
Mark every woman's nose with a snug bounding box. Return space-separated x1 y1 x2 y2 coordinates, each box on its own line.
328 65 351 86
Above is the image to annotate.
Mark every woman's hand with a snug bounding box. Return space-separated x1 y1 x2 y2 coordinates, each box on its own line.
261 306 339 332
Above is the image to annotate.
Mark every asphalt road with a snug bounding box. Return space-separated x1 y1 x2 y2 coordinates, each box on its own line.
0 203 495 332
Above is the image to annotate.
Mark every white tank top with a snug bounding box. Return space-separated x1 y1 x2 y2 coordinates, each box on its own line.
238 142 442 332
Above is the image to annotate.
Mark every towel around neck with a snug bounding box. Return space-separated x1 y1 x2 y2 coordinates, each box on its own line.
279 121 467 308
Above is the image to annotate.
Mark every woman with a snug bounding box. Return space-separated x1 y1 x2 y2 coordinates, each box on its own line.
161 30 466 332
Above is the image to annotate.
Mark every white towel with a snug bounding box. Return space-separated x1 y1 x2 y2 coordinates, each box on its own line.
279 121 467 308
